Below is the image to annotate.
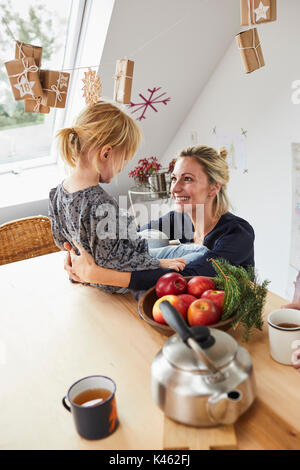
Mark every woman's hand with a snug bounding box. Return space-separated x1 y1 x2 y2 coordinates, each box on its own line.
281 302 300 310
64 240 131 288
64 242 84 283
159 258 186 271
280 303 300 372
291 348 300 371
65 240 97 284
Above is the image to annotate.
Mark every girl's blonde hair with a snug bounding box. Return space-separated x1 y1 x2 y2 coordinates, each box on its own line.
56 101 142 174
178 145 230 218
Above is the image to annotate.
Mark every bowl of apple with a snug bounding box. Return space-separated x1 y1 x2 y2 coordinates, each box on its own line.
137 273 235 336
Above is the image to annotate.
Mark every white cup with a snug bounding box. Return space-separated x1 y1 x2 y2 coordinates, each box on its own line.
267 309 300 365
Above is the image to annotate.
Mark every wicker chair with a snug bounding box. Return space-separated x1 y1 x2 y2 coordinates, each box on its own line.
0 216 60 266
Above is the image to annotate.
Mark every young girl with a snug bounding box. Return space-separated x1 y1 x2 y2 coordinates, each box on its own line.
49 101 195 294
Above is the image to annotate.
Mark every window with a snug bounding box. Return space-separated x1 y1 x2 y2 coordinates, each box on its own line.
0 0 81 173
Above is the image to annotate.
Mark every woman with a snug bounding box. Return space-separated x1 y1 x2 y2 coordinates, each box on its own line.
64 145 255 291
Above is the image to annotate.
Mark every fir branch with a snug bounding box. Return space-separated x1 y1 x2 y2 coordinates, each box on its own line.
209 258 270 341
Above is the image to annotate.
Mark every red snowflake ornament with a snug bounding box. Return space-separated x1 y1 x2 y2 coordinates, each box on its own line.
128 87 170 121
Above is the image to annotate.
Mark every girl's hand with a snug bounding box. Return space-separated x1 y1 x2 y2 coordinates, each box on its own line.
159 258 186 271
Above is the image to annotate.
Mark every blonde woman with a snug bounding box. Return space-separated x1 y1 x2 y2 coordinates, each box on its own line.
64 145 255 291
48 101 187 294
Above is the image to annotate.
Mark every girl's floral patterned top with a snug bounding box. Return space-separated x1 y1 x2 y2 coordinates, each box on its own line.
48 183 160 294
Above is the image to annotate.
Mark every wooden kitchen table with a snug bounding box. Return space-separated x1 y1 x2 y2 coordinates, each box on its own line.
0 251 299 450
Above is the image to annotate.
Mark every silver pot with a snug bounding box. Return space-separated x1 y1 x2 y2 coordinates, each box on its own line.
148 173 167 193
151 301 256 427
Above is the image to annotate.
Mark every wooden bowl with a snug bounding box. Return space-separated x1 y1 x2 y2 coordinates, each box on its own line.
137 277 235 336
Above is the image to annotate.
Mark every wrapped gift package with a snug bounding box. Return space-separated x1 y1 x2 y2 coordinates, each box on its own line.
240 0 277 25
40 69 70 108
24 98 50 114
236 28 265 74
113 59 134 104
15 41 43 67
5 57 43 101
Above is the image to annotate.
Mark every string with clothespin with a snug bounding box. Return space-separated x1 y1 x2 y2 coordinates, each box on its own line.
108 11 190 102
1 17 18 47
0 17 29 64
58 10 191 72
1 10 190 73
59 10 191 104
2 9 191 108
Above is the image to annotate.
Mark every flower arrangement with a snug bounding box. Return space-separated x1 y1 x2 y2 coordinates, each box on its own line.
128 157 162 185
168 158 177 174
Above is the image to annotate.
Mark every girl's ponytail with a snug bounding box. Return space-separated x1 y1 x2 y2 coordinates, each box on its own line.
56 127 81 168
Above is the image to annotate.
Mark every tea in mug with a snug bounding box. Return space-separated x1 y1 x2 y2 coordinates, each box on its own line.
276 323 300 329
73 388 112 407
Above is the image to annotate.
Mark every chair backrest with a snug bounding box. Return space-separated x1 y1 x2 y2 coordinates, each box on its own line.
0 216 60 266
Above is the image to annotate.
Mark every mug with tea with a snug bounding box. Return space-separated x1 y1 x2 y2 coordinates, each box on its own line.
267 309 300 365
62 375 118 440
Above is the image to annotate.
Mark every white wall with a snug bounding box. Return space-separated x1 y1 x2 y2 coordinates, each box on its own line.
99 0 239 197
161 0 299 299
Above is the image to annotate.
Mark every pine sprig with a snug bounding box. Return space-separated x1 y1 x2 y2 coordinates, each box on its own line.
209 258 270 341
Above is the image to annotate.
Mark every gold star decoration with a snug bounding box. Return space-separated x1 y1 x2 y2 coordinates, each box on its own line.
82 68 102 106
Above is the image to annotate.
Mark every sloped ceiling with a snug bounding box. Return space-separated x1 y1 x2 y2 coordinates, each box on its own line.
99 0 240 196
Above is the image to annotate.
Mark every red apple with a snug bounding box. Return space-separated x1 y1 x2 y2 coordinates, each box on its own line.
177 294 198 311
201 290 225 314
155 273 187 298
187 298 221 326
187 276 216 298
152 295 187 324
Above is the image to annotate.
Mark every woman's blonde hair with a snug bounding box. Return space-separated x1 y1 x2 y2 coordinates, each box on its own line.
56 101 142 174
178 145 230 218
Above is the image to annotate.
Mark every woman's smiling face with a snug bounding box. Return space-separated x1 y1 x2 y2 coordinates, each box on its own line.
171 157 214 211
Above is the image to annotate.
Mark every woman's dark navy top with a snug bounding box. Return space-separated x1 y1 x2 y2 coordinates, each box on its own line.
129 211 255 291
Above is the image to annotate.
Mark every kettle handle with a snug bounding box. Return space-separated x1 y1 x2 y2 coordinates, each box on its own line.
159 300 209 344
159 300 224 378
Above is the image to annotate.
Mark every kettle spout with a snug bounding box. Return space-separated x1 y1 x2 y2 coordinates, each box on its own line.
207 390 243 425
